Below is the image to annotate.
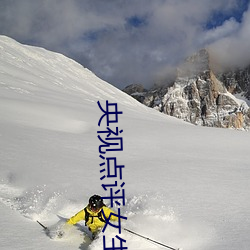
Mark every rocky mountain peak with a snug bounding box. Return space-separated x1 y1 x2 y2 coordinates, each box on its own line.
177 49 210 78
123 49 250 130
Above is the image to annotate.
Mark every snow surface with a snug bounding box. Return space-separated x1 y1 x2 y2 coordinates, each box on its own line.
0 35 250 250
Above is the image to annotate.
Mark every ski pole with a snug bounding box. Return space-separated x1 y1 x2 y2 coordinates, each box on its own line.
123 228 181 250
37 220 48 230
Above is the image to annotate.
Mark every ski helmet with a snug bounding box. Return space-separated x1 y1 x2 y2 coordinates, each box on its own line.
89 195 104 211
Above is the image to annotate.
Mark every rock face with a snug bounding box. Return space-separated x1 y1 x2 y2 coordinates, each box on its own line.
123 49 250 130
123 84 147 103
217 66 250 100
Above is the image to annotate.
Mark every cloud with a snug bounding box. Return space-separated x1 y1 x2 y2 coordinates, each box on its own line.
209 4 250 69
200 18 240 45
0 0 249 89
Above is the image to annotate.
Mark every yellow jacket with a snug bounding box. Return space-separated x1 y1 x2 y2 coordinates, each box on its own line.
67 206 118 233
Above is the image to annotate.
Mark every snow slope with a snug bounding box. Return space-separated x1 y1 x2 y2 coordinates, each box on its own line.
0 35 250 250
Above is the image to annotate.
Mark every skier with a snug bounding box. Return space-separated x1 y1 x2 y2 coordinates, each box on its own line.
66 194 118 239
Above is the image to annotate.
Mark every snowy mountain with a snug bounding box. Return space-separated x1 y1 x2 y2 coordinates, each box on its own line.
124 49 250 130
1 36 250 250
217 65 250 100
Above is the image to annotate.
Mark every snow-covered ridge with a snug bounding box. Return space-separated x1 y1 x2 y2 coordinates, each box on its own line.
0 35 145 108
0 35 155 134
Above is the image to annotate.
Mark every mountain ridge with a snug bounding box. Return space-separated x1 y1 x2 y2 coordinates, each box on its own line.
123 49 250 130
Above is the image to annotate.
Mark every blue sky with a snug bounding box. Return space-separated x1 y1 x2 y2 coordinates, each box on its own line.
0 0 249 89
205 0 249 28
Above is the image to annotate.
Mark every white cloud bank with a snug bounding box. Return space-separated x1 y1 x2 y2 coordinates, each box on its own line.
0 0 249 88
